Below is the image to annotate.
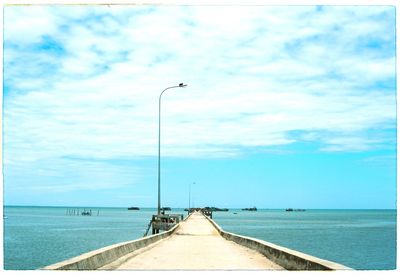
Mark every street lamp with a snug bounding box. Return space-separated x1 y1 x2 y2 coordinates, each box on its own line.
158 83 187 215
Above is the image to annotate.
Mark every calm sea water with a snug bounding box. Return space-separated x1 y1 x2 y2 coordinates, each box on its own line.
3 206 396 270
213 209 396 270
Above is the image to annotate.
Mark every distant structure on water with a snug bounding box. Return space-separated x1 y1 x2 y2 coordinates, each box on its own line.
183 207 227 217
242 207 257 211
66 208 99 216
203 206 228 212
285 208 306 212
128 207 140 210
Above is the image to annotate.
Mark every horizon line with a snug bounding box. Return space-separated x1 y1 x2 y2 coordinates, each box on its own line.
3 204 397 211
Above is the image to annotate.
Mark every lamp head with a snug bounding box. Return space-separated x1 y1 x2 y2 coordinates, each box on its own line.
179 83 187 88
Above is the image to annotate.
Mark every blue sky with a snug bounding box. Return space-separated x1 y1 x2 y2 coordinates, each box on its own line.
3 5 396 209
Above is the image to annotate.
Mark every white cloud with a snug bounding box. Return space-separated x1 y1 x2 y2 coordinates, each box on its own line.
4 156 143 193
4 6 59 44
3 5 396 166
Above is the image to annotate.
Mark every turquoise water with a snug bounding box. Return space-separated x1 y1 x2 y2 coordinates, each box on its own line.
3 206 396 270
213 209 397 270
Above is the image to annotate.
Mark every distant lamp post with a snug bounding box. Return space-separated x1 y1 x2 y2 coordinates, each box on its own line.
188 182 196 213
158 83 187 215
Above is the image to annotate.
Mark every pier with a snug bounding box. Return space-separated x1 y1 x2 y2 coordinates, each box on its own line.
104 211 281 270
44 211 351 270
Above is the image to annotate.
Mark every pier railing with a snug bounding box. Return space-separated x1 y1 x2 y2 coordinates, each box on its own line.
43 212 193 270
43 211 352 271
203 213 352 270
42 222 181 270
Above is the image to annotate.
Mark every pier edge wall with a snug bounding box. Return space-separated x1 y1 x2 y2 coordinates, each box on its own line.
41 222 181 270
204 213 353 271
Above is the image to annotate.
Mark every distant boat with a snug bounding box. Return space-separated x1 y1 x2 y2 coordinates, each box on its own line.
204 207 229 212
81 210 92 216
128 207 140 210
286 208 305 212
242 207 257 211
160 207 171 211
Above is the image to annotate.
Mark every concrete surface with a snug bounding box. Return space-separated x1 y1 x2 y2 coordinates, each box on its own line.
206 214 353 271
42 222 181 270
102 212 284 270
44 211 352 270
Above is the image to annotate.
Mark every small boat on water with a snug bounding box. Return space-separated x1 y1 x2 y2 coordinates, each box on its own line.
242 207 257 211
286 208 305 212
203 207 229 212
81 210 92 216
128 207 140 210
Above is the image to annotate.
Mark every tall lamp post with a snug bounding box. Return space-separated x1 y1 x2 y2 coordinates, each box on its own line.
158 83 187 215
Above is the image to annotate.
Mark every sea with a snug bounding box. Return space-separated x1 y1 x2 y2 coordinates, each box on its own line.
2 206 397 270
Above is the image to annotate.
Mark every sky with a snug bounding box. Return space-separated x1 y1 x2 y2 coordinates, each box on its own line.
3 5 397 209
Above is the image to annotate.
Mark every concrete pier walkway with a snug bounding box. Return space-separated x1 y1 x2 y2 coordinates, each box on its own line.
44 211 352 270
101 212 283 270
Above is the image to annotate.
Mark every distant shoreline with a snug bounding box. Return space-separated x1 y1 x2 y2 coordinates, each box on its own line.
3 205 396 211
